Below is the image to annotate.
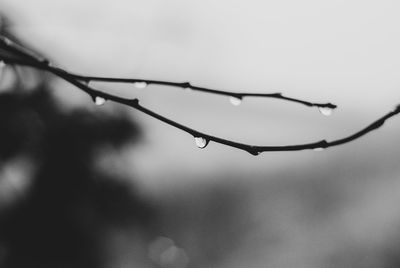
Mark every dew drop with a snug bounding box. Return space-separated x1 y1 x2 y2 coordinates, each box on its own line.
313 147 325 152
134 81 147 89
194 137 208 149
229 96 242 106
318 107 333 116
94 96 106 106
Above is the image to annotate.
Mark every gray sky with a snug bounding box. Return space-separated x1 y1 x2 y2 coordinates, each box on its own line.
2 0 400 182
3 2 400 267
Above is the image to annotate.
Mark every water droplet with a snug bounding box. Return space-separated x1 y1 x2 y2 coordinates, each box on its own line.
94 96 106 106
318 107 333 116
134 81 147 89
194 137 208 149
229 96 242 106
313 147 325 152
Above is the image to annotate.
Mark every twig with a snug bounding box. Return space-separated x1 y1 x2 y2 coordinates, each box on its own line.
1 35 397 155
69 74 337 109
0 36 336 109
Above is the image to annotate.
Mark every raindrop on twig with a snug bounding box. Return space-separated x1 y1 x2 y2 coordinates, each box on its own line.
318 107 333 116
194 137 208 149
134 82 147 89
229 96 242 106
94 96 106 106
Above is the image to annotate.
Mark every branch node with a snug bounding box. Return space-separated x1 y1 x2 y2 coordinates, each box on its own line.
247 147 261 156
370 120 384 130
181 82 191 88
130 98 139 106
316 140 329 149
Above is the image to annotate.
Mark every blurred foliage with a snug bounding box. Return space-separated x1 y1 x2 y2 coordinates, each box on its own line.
0 15 158 268
7 9 400 268
0 14 250 268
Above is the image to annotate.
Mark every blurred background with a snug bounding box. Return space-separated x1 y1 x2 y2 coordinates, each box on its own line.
1 0 400 267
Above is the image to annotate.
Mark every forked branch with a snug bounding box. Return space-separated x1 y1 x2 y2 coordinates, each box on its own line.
0 35 397 155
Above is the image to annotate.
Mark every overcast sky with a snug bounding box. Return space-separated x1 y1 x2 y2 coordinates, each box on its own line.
4 3 400 267
2 0 400 183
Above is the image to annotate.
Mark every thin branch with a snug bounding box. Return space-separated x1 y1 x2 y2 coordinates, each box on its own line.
0 35 336 110
1 35 398 155
70 74 337 109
